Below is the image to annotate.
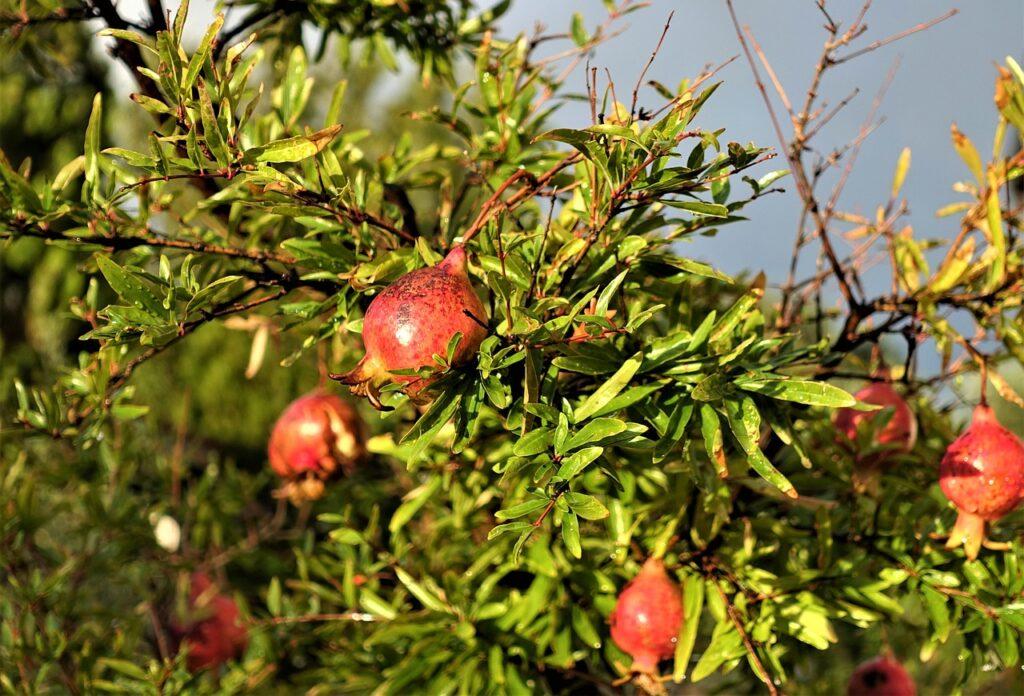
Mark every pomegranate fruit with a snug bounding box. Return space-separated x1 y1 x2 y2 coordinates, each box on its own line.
609 558 683 674
268 392 366 503
331 246 487 408
172 573 248 673
939 404 1024 560
834 382 916 494
847 656 916 696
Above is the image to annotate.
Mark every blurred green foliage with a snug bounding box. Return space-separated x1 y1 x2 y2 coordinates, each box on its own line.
2 1 1024 694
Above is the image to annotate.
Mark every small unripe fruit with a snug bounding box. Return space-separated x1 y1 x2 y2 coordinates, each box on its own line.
834 382 916 494
609 558 682 674
940 404 1024 560
268 392 366 503
332 246 487 408
847 656 916 696
173 573 248 673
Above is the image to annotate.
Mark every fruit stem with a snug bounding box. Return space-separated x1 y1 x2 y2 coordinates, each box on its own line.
945 510 986 560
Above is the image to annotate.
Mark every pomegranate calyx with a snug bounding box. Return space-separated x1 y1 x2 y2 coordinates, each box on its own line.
944 509 986 561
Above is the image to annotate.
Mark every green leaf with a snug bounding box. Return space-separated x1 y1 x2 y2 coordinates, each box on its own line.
674 574 705 682
700 404 727 478
921 585 952 642
891 147 911 197
95 257 165 316
512 427 553 456
247 125 343 163
183 14 225 92
724 397 797 498
571 605 601 649
950 123 984 183
395 567 451 614
929 235 975 294
267 577 282 615
84 93 103 193
555 446 603 480
564 492 609 520
663 200 729 217
389 477 442 534
198 80 228 165
488 521 534 540
570 12 589 46
573 351 642 421
691 619 744 682
560 510 581 558
565 417 627 450
495 498 548 521
738 378 855 407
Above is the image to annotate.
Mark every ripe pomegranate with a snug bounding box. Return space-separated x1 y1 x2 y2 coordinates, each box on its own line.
834 382 916 494
609 558 683 674
939 404 1024 560
847 656 916 696
332 246 487 408
268 392 366 503
173 573 248 673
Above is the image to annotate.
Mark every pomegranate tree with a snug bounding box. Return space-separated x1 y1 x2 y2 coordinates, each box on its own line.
939 404 1024 560
172 573 249 673
847 656 916 696
834 382 916 493
609 558 683 674
332 246 487 408
268 392 366 503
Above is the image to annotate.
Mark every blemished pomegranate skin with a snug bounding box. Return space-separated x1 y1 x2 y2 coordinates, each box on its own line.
847 656 916 696
609 558 683 673
940 404 1024 559
174 573 248 673
332 246 487 408
834 383 917 454
268 392 365 503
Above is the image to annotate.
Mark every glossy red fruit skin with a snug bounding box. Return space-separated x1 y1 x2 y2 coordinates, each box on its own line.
609 558 683 674
847 656 916 696
834 383 917 455
174 573 248 673
940 405 1024 559
333 246 487 407
268 392 365 479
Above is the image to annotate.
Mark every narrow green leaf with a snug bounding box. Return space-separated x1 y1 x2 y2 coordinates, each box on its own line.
738 378 856 408
573 351 642 421
561 510 581 558
395 567 450 614
389 477 442 534
673 575 705 682
555 446 603 480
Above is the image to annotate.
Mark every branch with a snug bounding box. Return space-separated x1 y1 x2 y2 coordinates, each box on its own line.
4 222 298 266
709 575 779 696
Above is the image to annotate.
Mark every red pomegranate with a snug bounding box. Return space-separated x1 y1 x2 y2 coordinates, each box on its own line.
173 573 248 673
332 246 487 408
268 392 365 503
939 404 1024 560
847 656 916 696
609 558 683 674
834 382 916 493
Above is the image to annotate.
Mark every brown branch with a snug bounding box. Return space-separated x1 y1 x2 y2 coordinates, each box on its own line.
4 223 298 266
629 11 674 121
710 576 779 696
830 9 958 65
725 0 857 307
256 612 384 626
